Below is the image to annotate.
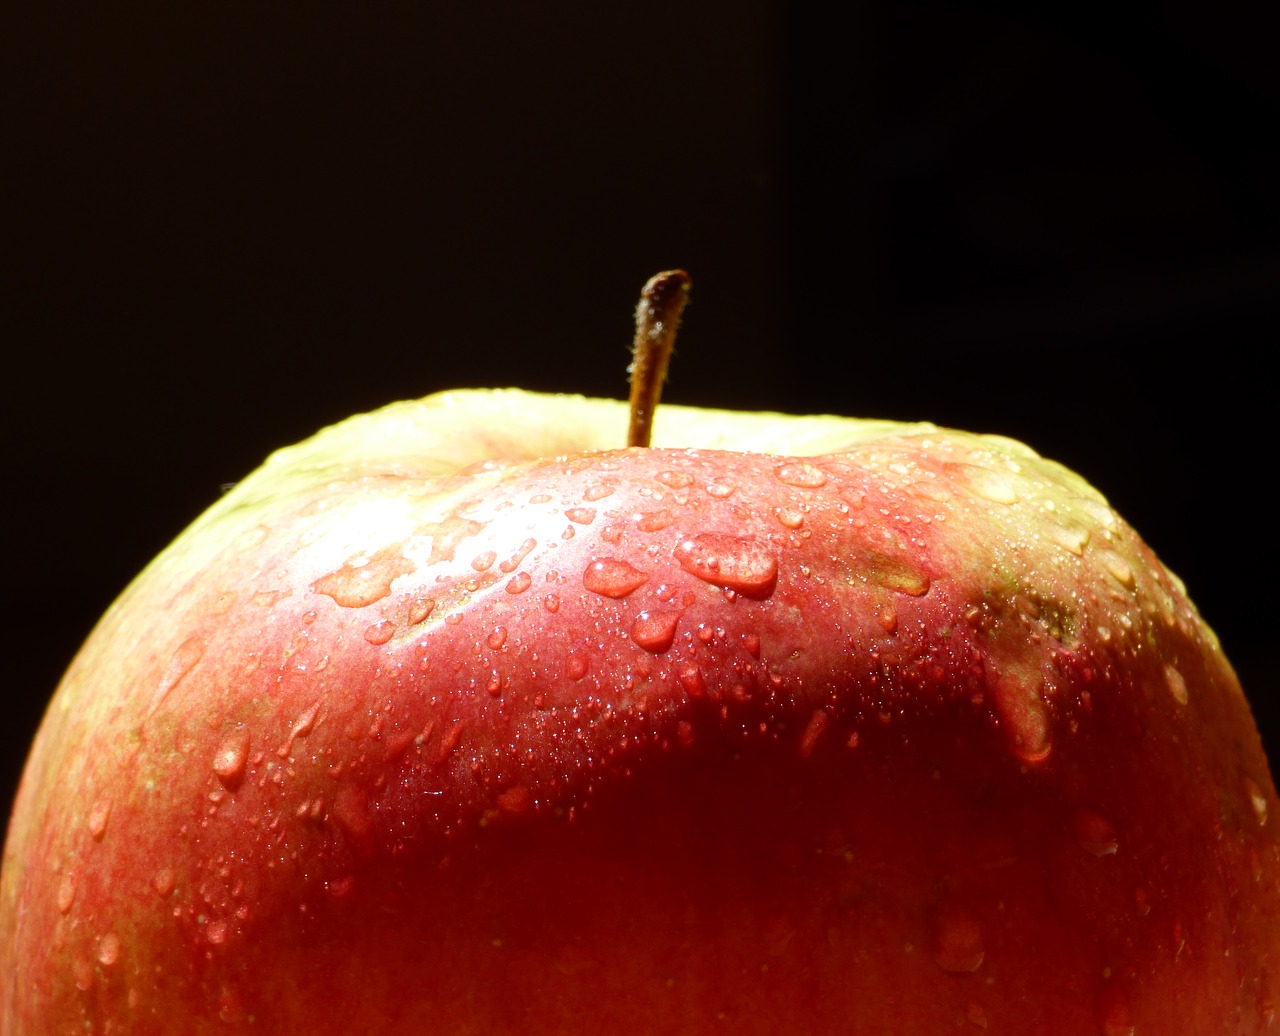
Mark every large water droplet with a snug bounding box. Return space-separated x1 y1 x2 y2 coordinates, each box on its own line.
153 868 176 897
1099 550 1136 590
657 470 694 489
57 870 76 913
969 470 1019 505
565 507 596 525
499 538 537 572
505 571 532 594
991 672 1052 764
291 702 320 741
673 533 778 598
1164 663 1188 706
88 798 112 841
775 462 828 489
867 554 930 597
408 597 436 625
488 626 509 650
630 610 682 653
147 635 207 717
798 709 830 759
583 557 650 598
1245 777 1269 826
1074 807 1119 856
332 785 376 857
1098 982 1134 1036
678 663 706 699
312 544 416 608
205 918 229 946
97 932 121 967
72 957 94 991
364 620 396 645
566 654 589 681
774 506 805 529
213 730 250 789
637 509 676 532
1047 521 1090 556
933 911 985 973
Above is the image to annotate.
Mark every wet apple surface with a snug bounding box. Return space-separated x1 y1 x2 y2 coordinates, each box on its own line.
4 385 1277 1033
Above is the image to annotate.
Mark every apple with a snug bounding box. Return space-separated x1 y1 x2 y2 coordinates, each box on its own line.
3 273 1278 1034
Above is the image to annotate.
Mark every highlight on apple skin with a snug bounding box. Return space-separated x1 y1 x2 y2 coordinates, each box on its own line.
2 280 1277 1034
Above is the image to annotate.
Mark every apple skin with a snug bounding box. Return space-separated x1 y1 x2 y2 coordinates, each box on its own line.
2 389 1277 1034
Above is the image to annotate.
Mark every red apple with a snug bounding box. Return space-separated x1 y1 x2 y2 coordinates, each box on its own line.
2 275 1278 1034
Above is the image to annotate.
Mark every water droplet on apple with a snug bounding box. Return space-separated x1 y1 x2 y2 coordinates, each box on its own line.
332 785 376 857
313 544 416 608
57 870 76 913
544 593 561 613
499 537 537 572
566 654 589 681
678 663 706 699
774 506 805 529
88 798 112 841
488 626 509 650
968 470 1020 505
775 462 828 489
327 874 356 898
630 610 682 653
1245 777 1269 826
565 507 596 525
868 554 931 596
744 632 761 657
875 602 898 633
72 956 94 991
153 867 176 897
705 481 736 498
990 673 1052 764
1098 982 1135 1035
148 634 207 717
673 534 778 597
97 932 120 967
933 910 985 972
657 470 694 489
364 620 396 645
637 509 676 532
583 557 650 598
505 571 532 594
496 785 534 816
798 709 830 758
1100 550 1136 590
1047 521 1090 556
205 918 229 945
291 702 320 741
1164 663 1188 706
1074 807 1119 856
213 730 250 789
408 597 436 624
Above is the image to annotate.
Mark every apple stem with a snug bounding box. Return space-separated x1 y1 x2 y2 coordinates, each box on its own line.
627 269 691 448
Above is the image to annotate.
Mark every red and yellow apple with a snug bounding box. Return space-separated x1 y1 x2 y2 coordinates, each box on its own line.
2 279 1278 1033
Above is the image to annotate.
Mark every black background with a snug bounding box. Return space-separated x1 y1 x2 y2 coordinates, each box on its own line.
4 1 1276 821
